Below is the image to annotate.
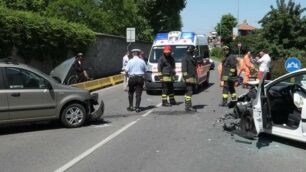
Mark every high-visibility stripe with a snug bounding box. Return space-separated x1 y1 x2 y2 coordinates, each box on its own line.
223 94 229 98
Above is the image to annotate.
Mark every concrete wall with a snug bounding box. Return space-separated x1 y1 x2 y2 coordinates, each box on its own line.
85 34 152 78
7 33 152 79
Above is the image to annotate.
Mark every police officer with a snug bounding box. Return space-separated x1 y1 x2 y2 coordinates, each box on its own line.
220 46 239 107
125 49 147 113
158 45 176 106
182 45 197 112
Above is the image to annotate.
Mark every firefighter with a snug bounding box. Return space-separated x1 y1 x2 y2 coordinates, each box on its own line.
182 45 197 112
220 46 239 107
158 45 176 106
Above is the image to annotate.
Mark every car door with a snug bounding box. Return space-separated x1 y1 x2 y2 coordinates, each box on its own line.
252 72 267 135
4 67 56 120
0 68 9 121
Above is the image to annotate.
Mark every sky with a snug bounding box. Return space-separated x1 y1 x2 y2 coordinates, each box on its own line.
181 0 306 34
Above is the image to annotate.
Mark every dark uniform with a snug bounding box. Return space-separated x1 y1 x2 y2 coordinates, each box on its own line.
182 45 197 112
220 53 238 106
158 46 176 106
125 49 147 113
72 53 87 83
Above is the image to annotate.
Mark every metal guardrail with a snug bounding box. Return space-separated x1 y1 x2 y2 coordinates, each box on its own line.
73 74 124 91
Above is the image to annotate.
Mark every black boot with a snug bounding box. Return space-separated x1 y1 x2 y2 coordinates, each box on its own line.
170 98 177 105
162 99 171 107
219 98 228 107
185 100 196 112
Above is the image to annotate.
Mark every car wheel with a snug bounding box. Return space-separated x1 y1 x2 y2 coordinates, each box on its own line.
146 90 154 95
239 110 257 139
61 103 86 128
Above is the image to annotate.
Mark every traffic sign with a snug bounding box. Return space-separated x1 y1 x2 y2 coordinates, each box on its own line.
285 57 301 73
237 43 242 48
126 28 135 42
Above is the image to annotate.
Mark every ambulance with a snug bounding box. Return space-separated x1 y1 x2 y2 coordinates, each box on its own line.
145 31 212 94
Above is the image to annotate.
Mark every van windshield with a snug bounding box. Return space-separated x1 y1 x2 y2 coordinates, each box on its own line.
149 45 188 63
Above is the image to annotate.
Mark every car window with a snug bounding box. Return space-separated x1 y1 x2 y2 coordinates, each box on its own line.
0 68 4 89
283 73 306 89
5 67 49 89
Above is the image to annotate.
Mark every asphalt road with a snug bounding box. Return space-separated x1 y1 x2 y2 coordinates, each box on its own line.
1 67 306 172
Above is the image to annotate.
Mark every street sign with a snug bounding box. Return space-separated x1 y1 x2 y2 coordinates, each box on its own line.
285 57 301 73
237 43 242 48
126 28 135 42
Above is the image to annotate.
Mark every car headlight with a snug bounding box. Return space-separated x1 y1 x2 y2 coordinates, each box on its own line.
209 59 213 63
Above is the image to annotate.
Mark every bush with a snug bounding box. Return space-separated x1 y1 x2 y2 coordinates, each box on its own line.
271 55 305 79
210 47 223 60
0 6 96 64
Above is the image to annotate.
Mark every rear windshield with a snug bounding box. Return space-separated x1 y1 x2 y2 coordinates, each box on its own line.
149 45 188 63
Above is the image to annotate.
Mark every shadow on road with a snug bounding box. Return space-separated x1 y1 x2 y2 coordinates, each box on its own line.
256 133 306 150
0 119 112 136
0 121 63 136
146 83 215 96
152 110 197 116
193 104 206 109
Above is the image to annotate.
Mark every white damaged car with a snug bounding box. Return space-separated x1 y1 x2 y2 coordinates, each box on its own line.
231 69 306 142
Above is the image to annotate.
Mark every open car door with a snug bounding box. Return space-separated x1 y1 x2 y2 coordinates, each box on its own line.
251 73 267 135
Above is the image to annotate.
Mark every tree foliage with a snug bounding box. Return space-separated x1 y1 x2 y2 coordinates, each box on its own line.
0 0 186 41
259 0 306 50
137 0 186 34
215 14 237 45
0 6 95 63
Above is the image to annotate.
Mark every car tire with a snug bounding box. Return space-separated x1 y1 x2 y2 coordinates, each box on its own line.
146 90 154 95
61 103 86 128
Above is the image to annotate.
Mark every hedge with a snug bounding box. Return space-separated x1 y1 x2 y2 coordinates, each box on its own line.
0 6 96 64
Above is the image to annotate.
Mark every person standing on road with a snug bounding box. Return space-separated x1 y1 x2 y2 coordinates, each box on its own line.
256 50 271 80
182 45 197 112
240 50 255 87
158 45 177 106
125 49 147 113
219 46 239 107
72 53 90 83
122 51 130 91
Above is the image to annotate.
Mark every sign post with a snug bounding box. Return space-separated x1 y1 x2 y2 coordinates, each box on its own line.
237 43 242 57
285 57 301 73
126 28 135 51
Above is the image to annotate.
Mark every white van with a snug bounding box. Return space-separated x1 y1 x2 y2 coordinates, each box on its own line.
145 31 212 94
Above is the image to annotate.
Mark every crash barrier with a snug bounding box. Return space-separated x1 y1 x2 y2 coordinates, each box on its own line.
73 74 124 91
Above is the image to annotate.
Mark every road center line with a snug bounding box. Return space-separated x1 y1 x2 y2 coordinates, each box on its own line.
142 103 162 117
54 118 140 172
55 102 160 172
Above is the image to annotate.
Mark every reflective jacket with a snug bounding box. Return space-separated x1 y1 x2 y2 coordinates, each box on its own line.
221 54 238 81
182 54 197 84
158 54 176 82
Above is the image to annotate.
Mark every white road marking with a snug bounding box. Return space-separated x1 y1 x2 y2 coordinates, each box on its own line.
55 102 160 172
142 103 162 117
55 118 140 172
93 124 111 128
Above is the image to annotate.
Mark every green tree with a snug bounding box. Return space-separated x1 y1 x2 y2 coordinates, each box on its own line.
215 14 237 46
137 0 186 34
259 0 306 50
0 0 49 12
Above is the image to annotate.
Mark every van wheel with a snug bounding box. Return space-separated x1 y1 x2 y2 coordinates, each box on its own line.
61 103 86 128
146 90 154 95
